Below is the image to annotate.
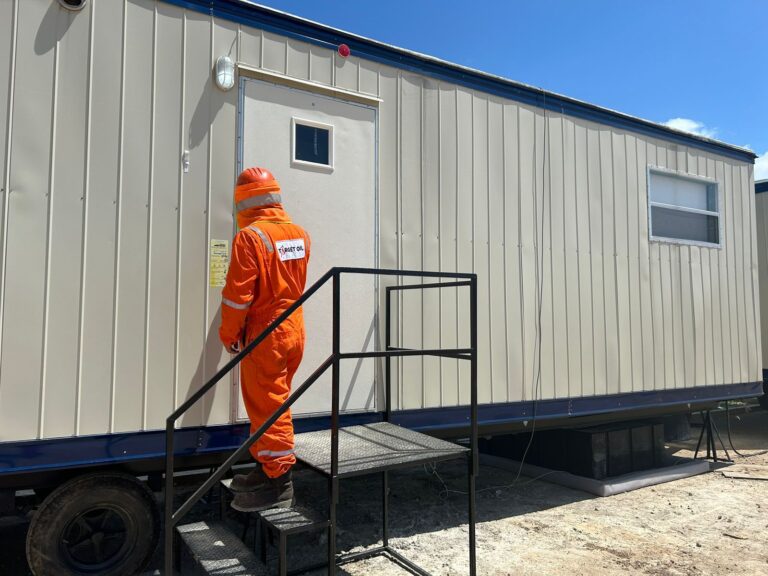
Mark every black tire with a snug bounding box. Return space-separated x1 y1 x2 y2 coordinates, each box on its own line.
26 472 159 576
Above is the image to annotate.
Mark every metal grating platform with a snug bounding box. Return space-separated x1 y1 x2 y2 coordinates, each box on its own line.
294 421 469 477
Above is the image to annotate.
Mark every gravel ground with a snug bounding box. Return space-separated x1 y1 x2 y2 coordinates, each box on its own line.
1 408 767 576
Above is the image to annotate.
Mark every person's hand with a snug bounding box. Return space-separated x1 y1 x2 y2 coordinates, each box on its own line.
227 341 241 354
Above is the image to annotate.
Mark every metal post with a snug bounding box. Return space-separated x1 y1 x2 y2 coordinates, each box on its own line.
385 287 392 423
468 275 478 576
694 412 706 460
382 471 389 549
711 418 731 462
279 533 287 576
328 271 341 575
164 421 175 575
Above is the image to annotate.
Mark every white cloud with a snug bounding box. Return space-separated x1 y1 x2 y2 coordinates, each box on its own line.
663 117 718 139
756 151 768 181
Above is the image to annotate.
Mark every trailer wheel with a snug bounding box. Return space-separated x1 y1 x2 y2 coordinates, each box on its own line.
26 472 159 576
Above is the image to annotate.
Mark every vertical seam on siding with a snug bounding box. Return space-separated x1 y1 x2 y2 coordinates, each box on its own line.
563 118 573 399
39 11 61 439
486 99 493 403
454 87 460 406
720 161 731 382
545 112 554 400
419 81 424 409
173 12 187 425
573 121 583 398
436 84 443 407
108 0 129 434
469 93 475 408
748 166 760 379
587 127 596 396
597 129 607 395
736 164 745 379
609 131 621 394
142 5 158 431
625 134 638 391
733 166 750 382
517 106 525 402
258 28 264 69
725 164 735 382
0 0 19 378
396 72 402 409
76 0 96 436
501 103 509 401
202 13 214 423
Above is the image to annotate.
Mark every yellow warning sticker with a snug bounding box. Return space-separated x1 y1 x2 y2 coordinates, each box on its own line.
209 239 230 288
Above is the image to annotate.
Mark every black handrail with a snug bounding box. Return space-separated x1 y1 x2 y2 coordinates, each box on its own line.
163 267 477 575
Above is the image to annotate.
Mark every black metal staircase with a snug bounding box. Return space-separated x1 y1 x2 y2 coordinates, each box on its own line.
164 267 478 575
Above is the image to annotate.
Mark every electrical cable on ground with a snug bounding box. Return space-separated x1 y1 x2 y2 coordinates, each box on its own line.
425 462 558 499
724 400 767 458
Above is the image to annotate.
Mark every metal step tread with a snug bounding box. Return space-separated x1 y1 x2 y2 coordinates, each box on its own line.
294 421 469 477
260 505 330 535
220 478 330 535
177 520 267 576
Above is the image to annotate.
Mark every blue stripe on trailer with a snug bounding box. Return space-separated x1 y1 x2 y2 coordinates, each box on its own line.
395 381 764 431
161 0 754 164
756 181 768 194
0 382 760 476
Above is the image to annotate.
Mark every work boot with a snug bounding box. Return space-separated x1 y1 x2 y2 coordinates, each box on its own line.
231 470 294 513
230 467 268 493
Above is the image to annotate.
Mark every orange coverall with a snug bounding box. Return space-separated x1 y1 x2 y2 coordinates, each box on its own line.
219 168 311 479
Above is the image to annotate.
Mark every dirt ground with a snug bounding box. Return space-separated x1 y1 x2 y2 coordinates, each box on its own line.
311 408 768 576
1 408 767 575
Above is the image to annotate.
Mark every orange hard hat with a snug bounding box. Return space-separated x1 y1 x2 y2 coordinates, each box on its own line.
235 167 281 208
234 167 282 229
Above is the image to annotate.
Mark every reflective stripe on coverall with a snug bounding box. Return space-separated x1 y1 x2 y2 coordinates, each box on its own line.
219 169 310 479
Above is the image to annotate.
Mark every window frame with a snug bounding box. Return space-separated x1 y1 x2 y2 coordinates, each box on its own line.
647 166 722 249
291 117 335 172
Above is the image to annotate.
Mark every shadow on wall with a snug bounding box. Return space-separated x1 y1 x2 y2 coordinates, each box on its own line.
187 36 236 151
35 1 76 55
180 306 226 429
342 316 377 411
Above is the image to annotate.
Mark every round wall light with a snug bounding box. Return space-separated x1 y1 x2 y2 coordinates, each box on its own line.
58 0 88 10
214 55 236 91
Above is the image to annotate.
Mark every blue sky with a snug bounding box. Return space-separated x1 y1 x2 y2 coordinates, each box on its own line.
258 0 768 179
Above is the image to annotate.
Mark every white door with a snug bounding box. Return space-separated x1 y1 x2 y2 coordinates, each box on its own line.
237 78 378 418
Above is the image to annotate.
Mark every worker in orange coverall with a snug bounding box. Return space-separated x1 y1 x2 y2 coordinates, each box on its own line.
219 167 310 512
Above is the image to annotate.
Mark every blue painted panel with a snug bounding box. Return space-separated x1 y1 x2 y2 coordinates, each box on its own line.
393 382 764 431
0 382 760 476
756 181 768 194
161 0 755 164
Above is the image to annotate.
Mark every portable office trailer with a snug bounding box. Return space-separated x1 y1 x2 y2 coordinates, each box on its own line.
0 0 762 537
1 1 761 573
754 179 768 407
1 0 762 479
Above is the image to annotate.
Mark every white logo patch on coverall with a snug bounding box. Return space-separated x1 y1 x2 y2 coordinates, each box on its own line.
275 239 306 261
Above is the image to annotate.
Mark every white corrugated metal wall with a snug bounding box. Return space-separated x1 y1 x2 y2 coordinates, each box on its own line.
0 0 759 441
755 191 768 368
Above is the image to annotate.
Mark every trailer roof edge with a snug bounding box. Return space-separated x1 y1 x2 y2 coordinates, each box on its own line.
757 180 768 194
162 0 756 164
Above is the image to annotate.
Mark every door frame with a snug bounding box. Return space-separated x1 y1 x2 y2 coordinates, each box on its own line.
231 75 381 423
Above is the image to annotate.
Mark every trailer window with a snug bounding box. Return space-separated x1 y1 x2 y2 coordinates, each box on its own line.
648 169 720 247
292 118 333 170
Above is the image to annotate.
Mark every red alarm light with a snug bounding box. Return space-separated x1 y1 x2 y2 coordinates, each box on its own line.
338 43 351 58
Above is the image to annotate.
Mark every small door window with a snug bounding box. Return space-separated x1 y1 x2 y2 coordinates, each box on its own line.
292 118 334 170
